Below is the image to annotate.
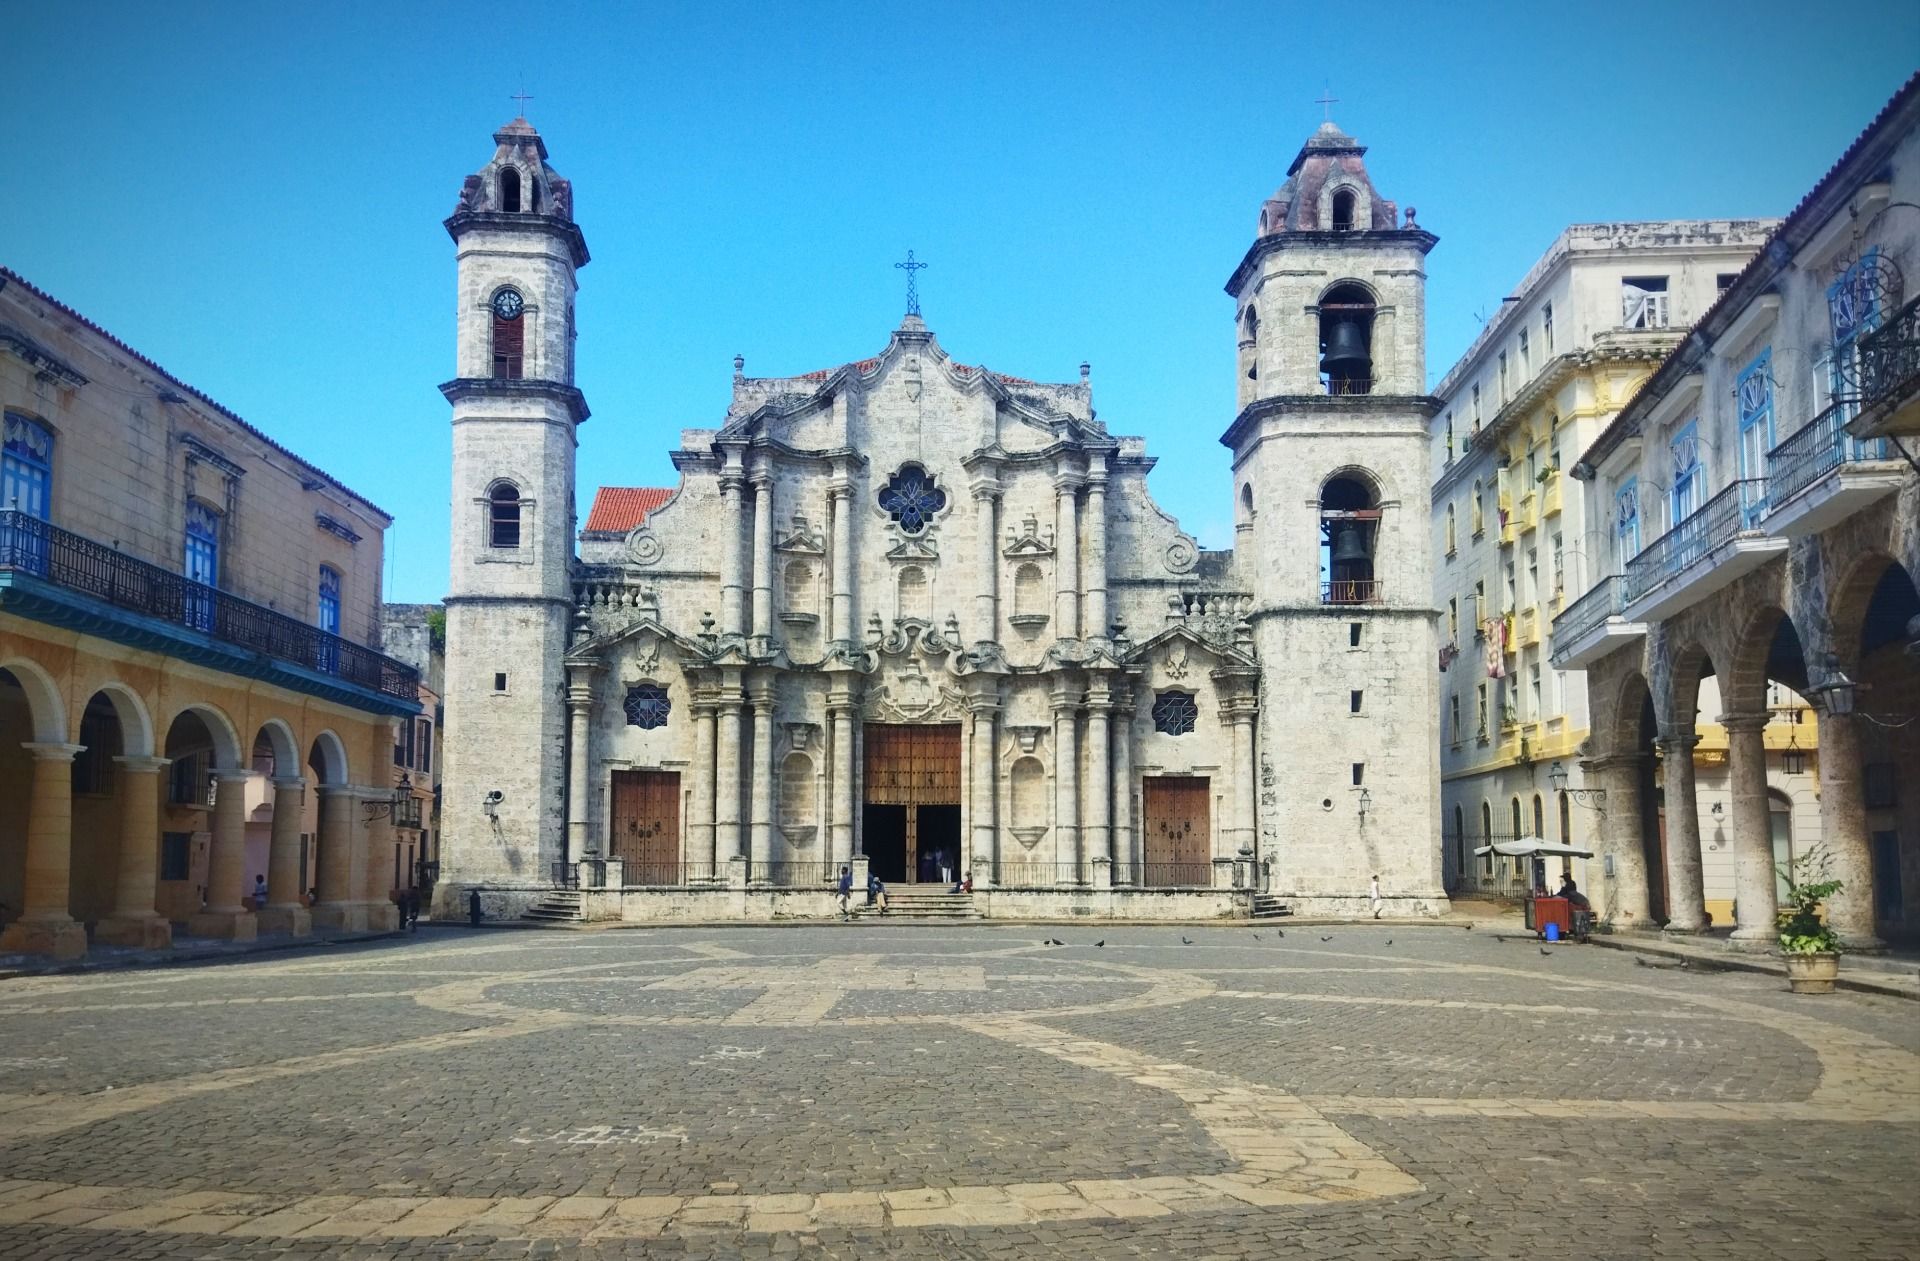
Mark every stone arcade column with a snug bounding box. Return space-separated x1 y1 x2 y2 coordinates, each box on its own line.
1723 711 1779 951
96 754 172 948
690 693 719 873
828 478 854 646
190 769 257 941
972 481 1001 641
311 785 361 931
363 805 399 931
566 667 596 861
0 742 88 959
715 670 745 862
719 471 748 638
1053 474 1081 639
748 676 776 874
1230 696 1258 870
828 684 858 867
1085 679 1112 887
1815 707 1884 950
966 689 1000 884
1656 731 1708 934
1083 461 1110 641
255 776 311 938
1583 754 1650 928
1111 684 1135 882
1050 681 1082 879
750 472 775 646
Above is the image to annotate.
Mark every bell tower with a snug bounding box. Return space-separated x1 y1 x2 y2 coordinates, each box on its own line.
1221 117 1448 916
436 117 590 909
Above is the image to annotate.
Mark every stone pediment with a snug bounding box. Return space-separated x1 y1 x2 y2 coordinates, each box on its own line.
566 617 710 669
1125 623 1258 674
1001 512 1055 558
774 514 827 555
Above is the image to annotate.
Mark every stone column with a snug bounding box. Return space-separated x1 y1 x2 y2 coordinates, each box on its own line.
1085 679 1112 882
566 668 595 860
311 785 361 931
1584 754 1650 928
1053 474 1081 638
828 478 854 645
96 754 172 948
1051 681 1081 879
748 676 776 874
1230 697 1258 866
1815 707 1884 950
972 481 1000 642
750 472 775 645
1083 461 1110 640
719 471 747 638
690 693 718 873
255 775 310 938
828 686 857 866
715 670 745 862
1111 685 1134 882
363 804 399 931
967 691 999 884
1655 731 1708 934
189 769 257 941
0 742 88 959
1722 711 1779 951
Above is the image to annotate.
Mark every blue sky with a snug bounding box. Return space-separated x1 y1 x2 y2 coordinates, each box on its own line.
4 3 1915 602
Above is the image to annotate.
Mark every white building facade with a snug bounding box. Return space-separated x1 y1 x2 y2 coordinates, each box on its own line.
435 117 1450 921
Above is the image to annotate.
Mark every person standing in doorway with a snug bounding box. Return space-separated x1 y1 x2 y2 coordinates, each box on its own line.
252 874 269 909
836 866 853 921
1369 874 1383 919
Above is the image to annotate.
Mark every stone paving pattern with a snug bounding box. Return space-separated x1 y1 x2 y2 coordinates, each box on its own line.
0 924 1914 1258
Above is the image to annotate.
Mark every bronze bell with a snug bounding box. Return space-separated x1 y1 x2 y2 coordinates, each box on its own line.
1331 524 1370 564
1320 319 1371 379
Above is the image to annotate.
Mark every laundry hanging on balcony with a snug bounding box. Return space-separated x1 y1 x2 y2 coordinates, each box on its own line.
1482 616 1507 679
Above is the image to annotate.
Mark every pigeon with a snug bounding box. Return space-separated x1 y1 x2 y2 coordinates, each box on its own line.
1464 923 1473 931
1047 938 1064 946
1252 932 1263 940
1181 936 1194 945
1539 947 1553 957
1320 935 1333 942
1634 956 1650 968
1094 940 1105 948
1273 929 1284 938
1384 939 1393 946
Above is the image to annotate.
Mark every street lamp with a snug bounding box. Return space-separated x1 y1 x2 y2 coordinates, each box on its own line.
1357 787 1372 822
1813 665 1857 716
1547 761 1608 812
364 773 411 821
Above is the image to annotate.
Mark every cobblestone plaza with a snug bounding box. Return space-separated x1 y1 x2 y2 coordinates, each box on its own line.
1 926 1915 1259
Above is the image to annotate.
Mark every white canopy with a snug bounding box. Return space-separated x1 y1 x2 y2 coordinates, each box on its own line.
1472 836 1595 860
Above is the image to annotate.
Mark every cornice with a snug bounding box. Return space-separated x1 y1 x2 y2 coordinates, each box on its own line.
443 210 590 268
439 377 590 425
1225 227 1439 296
1219 392 1443 450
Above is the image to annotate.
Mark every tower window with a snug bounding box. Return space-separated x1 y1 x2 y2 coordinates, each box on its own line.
1331 188 1356 232
493 672 508 692
491 289 525 380
1321 475 1380 605
488 483 522 549
1318 284 1375 396
1350 690 1363 714
1352 763 1365 786
500 167 521 213
1349 622 1363 648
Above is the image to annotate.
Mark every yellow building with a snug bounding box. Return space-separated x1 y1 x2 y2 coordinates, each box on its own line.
0 267 419 959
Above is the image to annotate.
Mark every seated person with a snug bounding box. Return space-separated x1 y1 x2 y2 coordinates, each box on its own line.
1556 875 1591 909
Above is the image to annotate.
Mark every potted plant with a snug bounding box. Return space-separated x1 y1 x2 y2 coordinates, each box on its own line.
1775 850 1844 994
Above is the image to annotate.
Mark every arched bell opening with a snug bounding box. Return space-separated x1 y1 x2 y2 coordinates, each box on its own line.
1319 474 1380 604
1318 283 1375 396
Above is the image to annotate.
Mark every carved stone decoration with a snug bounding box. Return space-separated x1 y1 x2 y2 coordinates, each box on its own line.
621 634 663 680
863 656 966 724
1163 638 1191 681
1006 725 1047 755
1002 513 1056 558
783 721 820 753
1164 535 1199 574
625 526 664 567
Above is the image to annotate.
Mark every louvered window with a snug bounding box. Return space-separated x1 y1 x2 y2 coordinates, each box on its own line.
492 310 524 379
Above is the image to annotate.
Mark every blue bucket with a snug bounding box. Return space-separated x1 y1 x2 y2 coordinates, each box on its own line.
1544 922 1561 942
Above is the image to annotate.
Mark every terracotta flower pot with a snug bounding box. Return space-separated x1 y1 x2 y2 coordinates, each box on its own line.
1783 951 1840 994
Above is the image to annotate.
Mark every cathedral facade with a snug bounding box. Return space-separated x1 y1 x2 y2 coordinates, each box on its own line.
437 117 1448 920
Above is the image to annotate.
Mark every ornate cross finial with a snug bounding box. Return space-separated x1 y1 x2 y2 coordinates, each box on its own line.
510 88 534 116
1315 85 1338 122
894 249 927 316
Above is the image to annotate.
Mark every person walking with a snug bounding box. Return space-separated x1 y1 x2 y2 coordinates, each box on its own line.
1368 874 1383 919
836 866 853 921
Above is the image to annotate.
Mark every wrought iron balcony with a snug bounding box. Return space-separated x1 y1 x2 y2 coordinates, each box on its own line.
1 509 418 704
1321 579 1383 605
1764 399 1902 538
1859 296 1920 410
1552 575 1625 653
1621 479 1783 622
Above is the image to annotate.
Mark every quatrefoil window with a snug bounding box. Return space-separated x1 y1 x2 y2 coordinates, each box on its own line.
877 464 948 535
623 683 671 729
1152 691 1198 736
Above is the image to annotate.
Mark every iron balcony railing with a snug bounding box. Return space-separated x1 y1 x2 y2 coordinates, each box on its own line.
0 509 418 700
1859 295 1920 408
1111 861 1216 889
1621 480 1766 606
1767 399 1889 507
1321 579 1383 605
1551 574 1627 649
748 860 840 888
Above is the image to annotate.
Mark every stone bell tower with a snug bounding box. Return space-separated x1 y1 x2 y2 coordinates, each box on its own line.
1220 118 1448 915
437 117 590 909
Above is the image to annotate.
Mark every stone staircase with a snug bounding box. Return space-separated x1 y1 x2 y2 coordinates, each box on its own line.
1249 893 1291 920
861 888 981 920
522 890 586 924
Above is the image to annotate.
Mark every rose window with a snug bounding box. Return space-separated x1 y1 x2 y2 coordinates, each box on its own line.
877 464 948 535
623 683 671 730
1152 691 1198 736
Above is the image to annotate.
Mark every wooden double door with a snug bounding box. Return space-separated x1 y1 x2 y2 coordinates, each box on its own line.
610 770 681 882
863 723 962 884
1142 775 1211 887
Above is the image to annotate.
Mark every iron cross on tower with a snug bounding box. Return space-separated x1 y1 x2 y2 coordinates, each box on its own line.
1316 86 1339 122
510 89 534 116
895 249 927 316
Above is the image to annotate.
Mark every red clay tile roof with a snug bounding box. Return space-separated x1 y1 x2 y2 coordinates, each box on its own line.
585 486 673 533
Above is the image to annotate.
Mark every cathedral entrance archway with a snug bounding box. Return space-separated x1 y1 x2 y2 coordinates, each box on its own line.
1142 776 1211 887
611 770 680 884
861 724 961 884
